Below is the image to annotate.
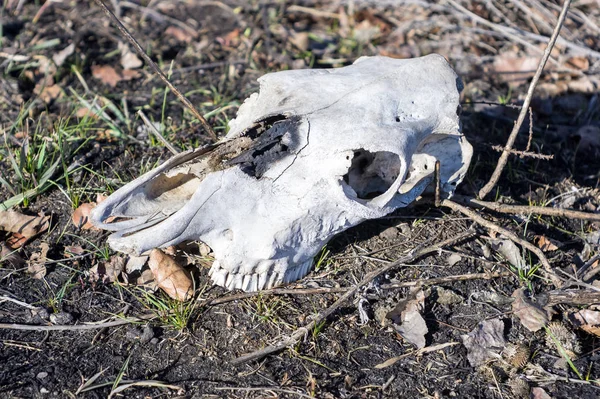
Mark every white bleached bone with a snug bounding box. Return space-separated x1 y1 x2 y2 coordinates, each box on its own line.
91 54 473 291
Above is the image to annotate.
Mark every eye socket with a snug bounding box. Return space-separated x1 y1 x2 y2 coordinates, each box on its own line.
395 116 401 122
343 149 400 200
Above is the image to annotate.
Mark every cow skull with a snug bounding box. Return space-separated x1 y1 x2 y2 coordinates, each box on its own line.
91 54 473 291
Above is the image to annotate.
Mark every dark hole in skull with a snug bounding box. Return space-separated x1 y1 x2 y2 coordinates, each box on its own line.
343 150 401 199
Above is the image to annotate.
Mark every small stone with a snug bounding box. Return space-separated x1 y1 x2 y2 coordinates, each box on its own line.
40 387 49 394
447 253 462 266
435 287 463 305
36 372 48 380
398 223 411 236
49 311 74 325
126 326 142 341
150 338 159 345
140 325 154 343
379 227 399 241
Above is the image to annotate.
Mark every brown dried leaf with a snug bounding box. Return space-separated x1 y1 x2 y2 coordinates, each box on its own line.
388 288 428 348
1 242 25 267
148 248 192 301
120 69 141 81
569 309 600 337
461 318 506 367
35 84 63 104
89 256 125 284
75 107 99 119
72 202 98 230
92 65 122 87
27 242 49 279
64 245 84 257
165 26 195 43
511 288 549 332
0 211 50 246
533 235 559 252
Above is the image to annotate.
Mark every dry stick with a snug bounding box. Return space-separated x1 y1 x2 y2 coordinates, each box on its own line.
454 195 600 222
379 271 511 290
478 0 572 199
231 231 475 365
92 0 217 142
441 199 562 286
0 313 155 332
204 271 509 306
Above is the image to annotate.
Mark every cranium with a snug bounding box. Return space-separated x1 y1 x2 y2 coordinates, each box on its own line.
91 54 473 291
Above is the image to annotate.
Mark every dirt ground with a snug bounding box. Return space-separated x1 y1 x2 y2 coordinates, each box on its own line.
1 0 600 398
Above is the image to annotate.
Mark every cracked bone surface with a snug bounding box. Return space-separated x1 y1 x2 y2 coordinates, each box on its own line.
91 54 473 292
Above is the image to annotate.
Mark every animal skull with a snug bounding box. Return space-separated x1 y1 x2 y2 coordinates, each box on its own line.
91 54 473 291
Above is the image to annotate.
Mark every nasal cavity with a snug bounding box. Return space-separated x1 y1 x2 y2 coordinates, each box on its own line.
343 150 401 199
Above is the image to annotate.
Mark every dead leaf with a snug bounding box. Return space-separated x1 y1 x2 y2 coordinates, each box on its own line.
148 248 192 301
92 65 122 87
0 211 50 246
533 235 559 252
461 318 506 367
511 288 549 332
72 202 98 230
165 26 195 43
388 288 428 348
491 51 539 87
52 43 75 67
27 242 49 279
120 69 141 81
1 242 25 267
64 245 84 257
118 41 142 70
531 387 552 399
490 239 526 270
6 233 28 249
89 256 125 284
34 84 63 104
569 309 600 337
33 55 57 77
75 107 100 119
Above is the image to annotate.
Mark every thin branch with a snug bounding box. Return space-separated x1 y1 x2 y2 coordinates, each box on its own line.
231 231 475 365
478 0 572 199
92 0 217 142
441 199 562 286
0 313 155 331
379 271 511 290
454 195 600 222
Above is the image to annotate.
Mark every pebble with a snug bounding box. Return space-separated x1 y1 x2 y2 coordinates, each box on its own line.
49 311 74 325
378 227 399 241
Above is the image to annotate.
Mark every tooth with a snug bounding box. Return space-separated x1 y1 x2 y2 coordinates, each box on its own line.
208 260 220 277
242 275 252 291
267 271 278 289
225 273 235 289
258 273 268 290
212 269 228 287
231 274 244 290
249 274 258 292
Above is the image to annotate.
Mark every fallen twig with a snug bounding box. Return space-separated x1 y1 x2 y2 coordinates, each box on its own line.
454 196 600 222
0 313 155 331
379 271 511 290
232 231 475 365
441 199 562 286
477 0 573 199
374 342 460 369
